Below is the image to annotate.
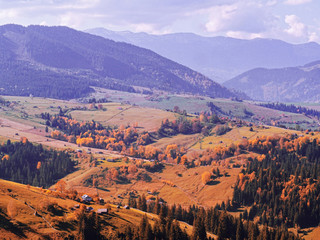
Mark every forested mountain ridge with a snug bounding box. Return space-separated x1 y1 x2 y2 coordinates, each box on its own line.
0 24 238 99
223 60 320 102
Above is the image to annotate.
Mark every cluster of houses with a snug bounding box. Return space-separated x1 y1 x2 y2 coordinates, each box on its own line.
78 194 109 215
77 194 131 215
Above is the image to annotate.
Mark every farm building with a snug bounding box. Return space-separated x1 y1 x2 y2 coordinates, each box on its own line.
99 198 105 204
82 194 92 202
86 207 94 212
97 208 108 214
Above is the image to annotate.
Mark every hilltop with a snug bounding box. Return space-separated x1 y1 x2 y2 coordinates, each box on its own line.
224 60 320 102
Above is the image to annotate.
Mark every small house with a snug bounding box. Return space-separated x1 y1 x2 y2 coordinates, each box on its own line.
107 159 115 162
82 194 92 202
97 208 108 215
99 198 105 204
86 206 94 212
124 205 130 209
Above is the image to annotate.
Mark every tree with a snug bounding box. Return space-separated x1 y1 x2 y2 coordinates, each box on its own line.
76 206 102 240
139 214 153 240
192 213 206 240
201 171 211 184
7 200 17 219
36 161 42 170
56 179 67 193
236 219 245 240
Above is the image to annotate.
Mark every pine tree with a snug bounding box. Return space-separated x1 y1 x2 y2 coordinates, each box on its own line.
192 214 206 240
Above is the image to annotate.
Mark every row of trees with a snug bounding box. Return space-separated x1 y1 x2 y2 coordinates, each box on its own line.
158 113 221 137
259 102 320 119
42 113 152 151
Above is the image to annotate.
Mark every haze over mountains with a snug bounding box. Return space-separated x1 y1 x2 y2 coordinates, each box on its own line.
224 61 320 102
86 28 320 83
0 24 237 100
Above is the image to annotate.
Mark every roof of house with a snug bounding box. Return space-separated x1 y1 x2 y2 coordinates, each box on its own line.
97 209 108 213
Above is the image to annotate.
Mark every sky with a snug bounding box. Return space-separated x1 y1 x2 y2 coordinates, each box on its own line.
0 0 319 43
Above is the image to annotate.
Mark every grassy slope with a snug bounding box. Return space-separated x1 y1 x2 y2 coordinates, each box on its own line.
192 125 304 150
0 178 218 239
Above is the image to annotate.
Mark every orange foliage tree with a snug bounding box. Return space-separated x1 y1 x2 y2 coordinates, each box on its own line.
201 171 212 185
56 179 67 193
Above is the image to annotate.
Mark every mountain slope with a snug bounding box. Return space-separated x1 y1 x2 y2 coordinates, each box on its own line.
0 24 237 99
223 60 320 102
86 28 320 82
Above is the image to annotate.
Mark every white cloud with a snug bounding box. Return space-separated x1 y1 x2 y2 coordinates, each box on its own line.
308 31 320 42
204 2 275 34
284 0 312 5
59 12 85 28
266 0 278 6
0 9 19 19
284 14 307 37
226 31 263 39
205 4 238 32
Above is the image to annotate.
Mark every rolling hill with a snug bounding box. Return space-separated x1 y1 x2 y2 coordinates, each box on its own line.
0 24 238 100
86 28 320 83
223 60 320 102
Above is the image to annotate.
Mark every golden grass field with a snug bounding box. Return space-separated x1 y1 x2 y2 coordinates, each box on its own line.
71 103 177 132
0 178 218 239
192 125 305 150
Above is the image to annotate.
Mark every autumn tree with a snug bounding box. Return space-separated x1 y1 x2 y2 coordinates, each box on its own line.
7 200 17 219
201 171 211 185
56 179 67 193
36 161 41 170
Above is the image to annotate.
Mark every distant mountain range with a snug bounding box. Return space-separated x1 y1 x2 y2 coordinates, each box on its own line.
86 28 320 83
0 24 237 99
223 61 320 102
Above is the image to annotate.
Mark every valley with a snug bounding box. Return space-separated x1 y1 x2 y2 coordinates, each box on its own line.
0 93 319 239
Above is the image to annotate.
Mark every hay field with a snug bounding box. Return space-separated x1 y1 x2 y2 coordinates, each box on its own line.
192 125 303 150
71 104 176 132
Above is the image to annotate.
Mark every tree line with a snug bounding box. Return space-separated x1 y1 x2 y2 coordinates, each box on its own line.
259 102 320 119
0 138 74 187
122 195 300 240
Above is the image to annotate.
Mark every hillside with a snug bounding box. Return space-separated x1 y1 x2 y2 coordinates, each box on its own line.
0 24 238 100
223 60 320 102
86 28 320 82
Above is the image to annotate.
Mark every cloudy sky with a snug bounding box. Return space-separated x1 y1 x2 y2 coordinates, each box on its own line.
0 0 319 43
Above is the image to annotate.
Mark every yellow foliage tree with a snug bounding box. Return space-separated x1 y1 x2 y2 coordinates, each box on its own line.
7 200 17 219
201 171 211 185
